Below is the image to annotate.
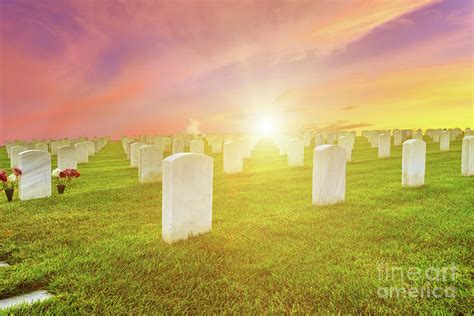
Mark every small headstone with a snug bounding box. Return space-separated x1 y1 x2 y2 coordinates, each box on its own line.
57 146 77 169
75 143 89 163
223 141 243 174
312 145 345 205
84 141 95 156
337 136 352 162
211 137 223 153
50 141 61 155
440 130 450 151
10 146 27 168
190 139 204 154
315 134 324 147
288 138 304 167
139 145 163 183
278 136 289 155
378 134 391 158
162 153 213 244
303 132 312 147
461 136 474 176
402 139 426 187
412 131 423 140
18 150 51 201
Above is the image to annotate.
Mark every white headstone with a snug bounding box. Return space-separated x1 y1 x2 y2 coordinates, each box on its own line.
10 146 27 168
211 137 223 154
190 139 204 154
288 138 304 167
162 153 213 244
139 145 163 183
57 146 77 169
393 130 403 146
312 145 345 205
402 139 426 187
223 141 243 174
130 142 145 167
461 136 474 176
84 141 95 156
440 131 450 151
337 136 352 162
378 134 391 158
18 150 52 201
412 131 423 140
75 143 89 163
50 141 61 155
172 138 184 154
278 136 289 155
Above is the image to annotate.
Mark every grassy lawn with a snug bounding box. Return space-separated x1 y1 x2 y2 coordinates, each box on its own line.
0 137 472 313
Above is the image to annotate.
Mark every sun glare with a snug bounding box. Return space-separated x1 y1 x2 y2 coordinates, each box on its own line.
259 117 275 136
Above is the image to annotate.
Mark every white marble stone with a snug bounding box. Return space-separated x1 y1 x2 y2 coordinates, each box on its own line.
337 136 352 162
10 146 27 168
240 137 252 158
35 143 48 152
130 142 145 167
378 134 391 158
312 145 346 205
57 146 77 169
223 141 243 174
190 139 204 154
18 150 51 201
172 138 184 154
84 141 95 156
303 132 312 147
327 133 337 145
50 141 61 155
74 143 89 164
162 153 213 244
288 138 304 167
461 136 474 176
402 139 426 187
0 290 53 310
440 130 450 151
139 145 163 183
432 129 441 143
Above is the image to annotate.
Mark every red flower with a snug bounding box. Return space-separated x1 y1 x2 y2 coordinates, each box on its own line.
12 168 22 176
59 171 66 178
0 171 7 182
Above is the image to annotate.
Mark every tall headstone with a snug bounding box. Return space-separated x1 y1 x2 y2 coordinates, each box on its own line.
57 146 77 169
378 134 391 158
84 141 95 156
288 138 304 167
223 141 243 174
190 139 204 154
50 141 61 155
337 136 352 162
211 137 223 154
75 143 89 164
139 145 163 183
162 153 213 244
10 146 27 168
461 136 474 176
402 139 426 187
172 138 184 154
18 150 52 201
440 130 450 152
312 145 346 205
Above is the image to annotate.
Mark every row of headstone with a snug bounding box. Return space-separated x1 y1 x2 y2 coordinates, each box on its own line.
4 138 108 201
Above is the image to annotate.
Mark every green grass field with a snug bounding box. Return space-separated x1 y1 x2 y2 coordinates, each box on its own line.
1 137 472 313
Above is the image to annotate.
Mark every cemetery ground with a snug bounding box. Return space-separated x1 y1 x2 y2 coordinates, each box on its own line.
0 138 472 313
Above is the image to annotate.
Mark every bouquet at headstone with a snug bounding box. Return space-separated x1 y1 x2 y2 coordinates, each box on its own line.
52 168 81 186
0 168 22 191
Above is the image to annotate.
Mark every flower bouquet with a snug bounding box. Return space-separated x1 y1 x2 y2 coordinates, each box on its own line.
1 168 22 202
52 168 80 194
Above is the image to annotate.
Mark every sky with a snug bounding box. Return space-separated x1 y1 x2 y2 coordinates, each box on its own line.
0 0 472 142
